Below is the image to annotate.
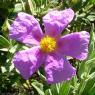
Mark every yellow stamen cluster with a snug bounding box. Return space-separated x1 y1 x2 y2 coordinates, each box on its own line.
40 36 57 53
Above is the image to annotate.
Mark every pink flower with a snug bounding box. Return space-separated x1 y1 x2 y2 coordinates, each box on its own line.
9 8 90 84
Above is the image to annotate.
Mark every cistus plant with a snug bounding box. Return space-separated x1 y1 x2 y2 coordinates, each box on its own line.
0 0 95 95
9 8 89 84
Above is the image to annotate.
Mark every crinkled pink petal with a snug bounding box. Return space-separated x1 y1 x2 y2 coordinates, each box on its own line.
58 31 90 60
45 53 76 84
43 8 74 38
13 46 44 79
9 12 43 46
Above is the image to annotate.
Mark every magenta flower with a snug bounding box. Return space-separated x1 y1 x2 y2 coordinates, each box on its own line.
9 8 90 84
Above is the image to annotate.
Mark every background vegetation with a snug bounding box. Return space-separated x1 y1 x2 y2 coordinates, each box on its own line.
0 0 95 95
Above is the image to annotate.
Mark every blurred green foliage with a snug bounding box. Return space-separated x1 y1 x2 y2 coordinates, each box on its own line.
0 0 95 95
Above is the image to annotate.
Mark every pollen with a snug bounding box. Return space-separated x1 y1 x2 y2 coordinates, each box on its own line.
40 36 57 53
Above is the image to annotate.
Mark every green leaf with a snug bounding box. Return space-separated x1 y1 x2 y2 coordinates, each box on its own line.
32 81 45 95
45 83 60 95
81 72 95 95
78 79 87 95
88 84 95 95
45 89 53 95
78 61 86 79
87 15 95 21
88 72 95 80
50 84 60 95
0 35 10 48
59 81 70 95
14 3 23 12
88 23 95 59
27 0 36 15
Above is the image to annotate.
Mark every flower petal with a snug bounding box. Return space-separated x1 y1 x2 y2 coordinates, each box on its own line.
13 46 44 79
58 31 90 60
43 8 74 37
9 12 43 45
45 53 76 84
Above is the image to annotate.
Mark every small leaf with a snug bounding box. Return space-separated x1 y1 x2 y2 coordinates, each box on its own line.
32 81 45 95
0 35 10 48
14 3 23 12
59 81 70 95
87 15 95 21
1 66 7 73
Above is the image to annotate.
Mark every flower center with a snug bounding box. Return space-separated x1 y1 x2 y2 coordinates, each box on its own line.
40 36 57 53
